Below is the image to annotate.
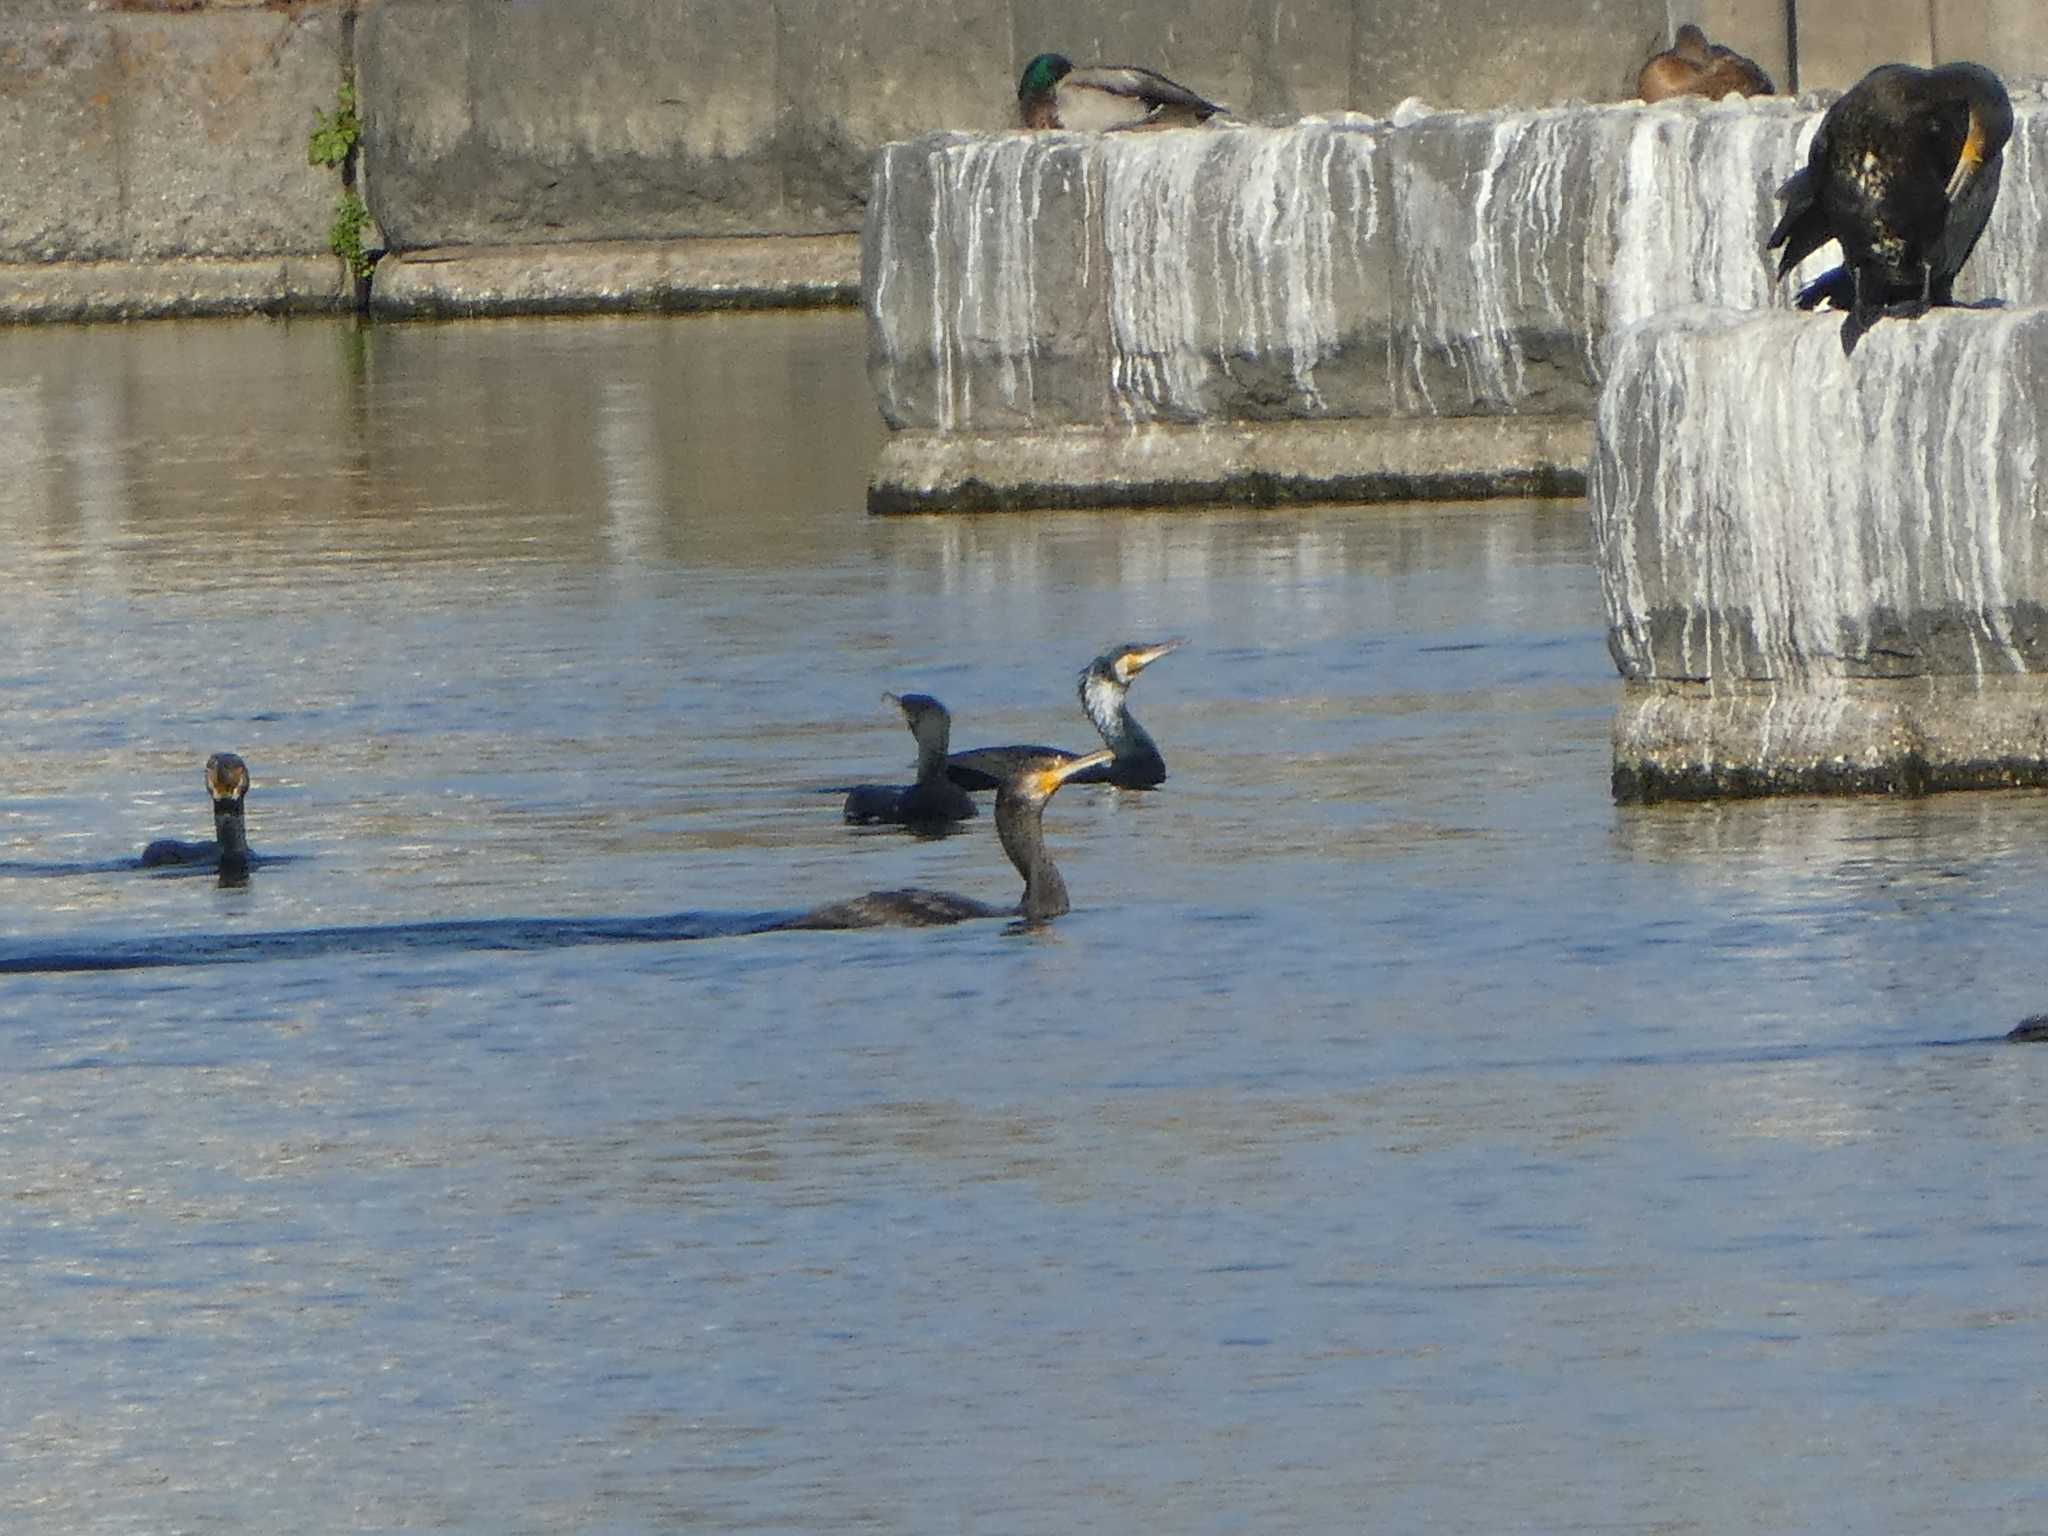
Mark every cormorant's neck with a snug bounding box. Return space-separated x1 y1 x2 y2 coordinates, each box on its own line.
1080 673 1155 759
995 791 1069 921
214 799 250 870
911 717 952 783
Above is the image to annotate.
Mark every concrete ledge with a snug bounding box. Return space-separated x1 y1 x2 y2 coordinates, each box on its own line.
1613 676 2048 802
0 255 352 322
368 235 860 318
868 414 1591 514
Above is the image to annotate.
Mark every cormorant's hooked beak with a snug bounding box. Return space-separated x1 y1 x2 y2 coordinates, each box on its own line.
1023 747 1115 801
1126 638 1185 673
1946 108 1989 204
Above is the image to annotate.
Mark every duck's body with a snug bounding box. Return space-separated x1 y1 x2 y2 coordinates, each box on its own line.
1767 61 2012 354
139 753 252 878
843 693 979 830
947 640 1181 793
1636 25 1773 103
1017 53 1225 131
792 747 1111 929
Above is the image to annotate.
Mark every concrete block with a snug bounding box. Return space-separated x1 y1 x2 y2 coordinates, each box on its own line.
357 0 788 246
1592 306 2048 685
0 12 336 262
1353 0 1667 114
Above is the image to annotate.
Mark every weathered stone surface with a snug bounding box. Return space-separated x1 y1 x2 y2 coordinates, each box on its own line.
869 414 1590 513
371 236 859 318
1595 305 2048 797
0 255 351 322
1356 0 1665 114
0 12 338 262
866 122 1392 432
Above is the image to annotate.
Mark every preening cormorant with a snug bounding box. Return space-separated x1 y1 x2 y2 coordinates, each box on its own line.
791 747 1112 928
843 692 979 830
1017 53 1226 131
947 640 1182 793
139 752 252 879
1636 25 1774 103
1767 61 2013 354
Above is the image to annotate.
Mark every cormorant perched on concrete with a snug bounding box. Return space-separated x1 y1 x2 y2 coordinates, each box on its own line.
947 640 1182 792
791 747 1112 928
843 693 979 830
1767 61 2013 354
1635 24 1774 102
1017 53 1226 131
139 752 252 879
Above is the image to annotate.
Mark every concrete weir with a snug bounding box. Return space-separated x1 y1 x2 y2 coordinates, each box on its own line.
862 94 2048 513
1592 306 2048 801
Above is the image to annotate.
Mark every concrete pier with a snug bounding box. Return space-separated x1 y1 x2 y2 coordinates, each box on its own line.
1592 306 2048 799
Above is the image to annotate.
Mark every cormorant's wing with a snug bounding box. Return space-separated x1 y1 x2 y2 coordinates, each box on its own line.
1932 147 2004 300
1767 165 1837 279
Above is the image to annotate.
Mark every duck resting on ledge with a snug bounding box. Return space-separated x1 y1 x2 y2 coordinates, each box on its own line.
1767 61 2013 354
790 747 1112 928
1017 53 1227 131
1635 24 1774 102
140 752 252 878
843 692 979 830
948 640 1182 793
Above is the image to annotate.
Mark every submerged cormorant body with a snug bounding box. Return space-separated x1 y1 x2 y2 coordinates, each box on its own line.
843 693 979 830
1636 25 1773 103
139 752 252 878
792 747 1112 928
948 640 1181 793
1017 53 1225 131
1767 61 2012 354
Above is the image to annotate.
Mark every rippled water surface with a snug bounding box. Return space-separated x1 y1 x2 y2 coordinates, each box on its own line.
4 314 2047 1532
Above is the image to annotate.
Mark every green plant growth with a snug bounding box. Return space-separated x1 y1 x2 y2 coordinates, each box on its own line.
308 83 360 172
330 191 374 283
309 84 374 283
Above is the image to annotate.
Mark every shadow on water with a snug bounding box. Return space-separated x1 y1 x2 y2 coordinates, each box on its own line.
0 908 794 974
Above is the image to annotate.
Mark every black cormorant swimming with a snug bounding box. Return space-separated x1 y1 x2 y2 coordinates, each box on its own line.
792 746 1112 928
1636 24 1774 102
1017 53 1226 131
139 752 252 879
842 692 979 830
1767 61 2013 354
948 640 1182 793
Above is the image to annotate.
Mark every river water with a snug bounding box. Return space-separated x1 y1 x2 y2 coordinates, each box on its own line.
2 313 2045 1532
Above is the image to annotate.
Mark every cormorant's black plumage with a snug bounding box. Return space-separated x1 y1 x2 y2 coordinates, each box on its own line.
1767 62 2012 354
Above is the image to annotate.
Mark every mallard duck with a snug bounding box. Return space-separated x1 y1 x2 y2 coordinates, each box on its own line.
1636 25 1774 103
1016 53 1225 131
1767 61 2013 354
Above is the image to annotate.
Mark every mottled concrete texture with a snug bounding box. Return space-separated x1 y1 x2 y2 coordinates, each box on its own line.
0 10 340 263
369 236 859 318
1593 306 2048 799
869 415 1591 514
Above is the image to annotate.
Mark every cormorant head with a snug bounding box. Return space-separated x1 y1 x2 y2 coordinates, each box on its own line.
205 752 250 814
1002 746 1115 809
1018 53 1074 102
1940 63 2014 204
885 691 954 758
1080 638 1183 695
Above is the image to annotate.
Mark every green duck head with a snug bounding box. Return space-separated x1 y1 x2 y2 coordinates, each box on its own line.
1018 53 1074 104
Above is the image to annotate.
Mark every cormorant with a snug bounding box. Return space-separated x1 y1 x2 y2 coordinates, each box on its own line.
1635 24 1774 102
1017 53 1226 131
139 752 252 879
1766 61 2013 354
842 692 979 829
947 640 1182 792
790 747 1113 928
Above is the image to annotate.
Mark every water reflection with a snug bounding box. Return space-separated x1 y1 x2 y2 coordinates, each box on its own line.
3 314 2048 1534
